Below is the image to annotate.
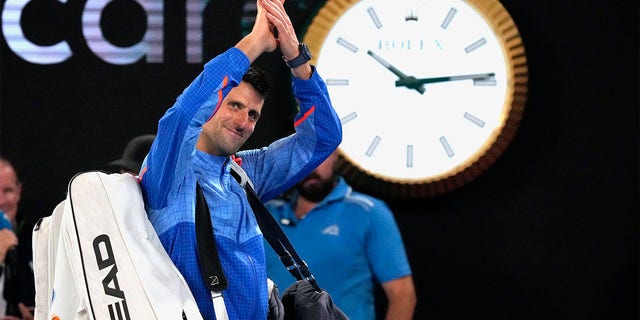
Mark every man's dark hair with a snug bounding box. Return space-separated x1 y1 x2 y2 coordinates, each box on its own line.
243 66 270 98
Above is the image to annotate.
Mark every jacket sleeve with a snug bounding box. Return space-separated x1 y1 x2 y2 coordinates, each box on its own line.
237 66 343 202
140 48 250 209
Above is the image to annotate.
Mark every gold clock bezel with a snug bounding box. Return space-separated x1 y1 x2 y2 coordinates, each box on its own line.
304 0 528 198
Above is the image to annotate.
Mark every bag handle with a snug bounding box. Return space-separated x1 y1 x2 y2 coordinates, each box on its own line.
195 182 229 319
195 182 228 291
229 160 322 293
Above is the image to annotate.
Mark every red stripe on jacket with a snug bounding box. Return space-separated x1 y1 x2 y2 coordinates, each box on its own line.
207 76 229 122
294 105 315 127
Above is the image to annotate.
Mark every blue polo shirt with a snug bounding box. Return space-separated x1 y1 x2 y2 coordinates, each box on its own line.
264 178 412 320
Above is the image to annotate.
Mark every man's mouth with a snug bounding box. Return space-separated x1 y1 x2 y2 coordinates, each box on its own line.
225 126 243 138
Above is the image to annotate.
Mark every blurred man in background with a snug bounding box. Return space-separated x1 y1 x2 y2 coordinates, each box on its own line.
264 150 416 320
107 134 155 175
0 157 35 319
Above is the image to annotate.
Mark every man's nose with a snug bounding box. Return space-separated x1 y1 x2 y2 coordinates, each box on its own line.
232 112 249 127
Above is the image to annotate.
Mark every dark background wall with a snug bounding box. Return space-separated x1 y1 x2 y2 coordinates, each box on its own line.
1 0 637 319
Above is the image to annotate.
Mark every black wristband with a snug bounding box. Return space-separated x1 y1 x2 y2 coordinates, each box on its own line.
284 43 312 69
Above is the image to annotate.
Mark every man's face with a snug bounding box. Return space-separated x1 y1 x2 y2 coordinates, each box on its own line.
0 163 21 222
296 152 339 202
199 81 264 156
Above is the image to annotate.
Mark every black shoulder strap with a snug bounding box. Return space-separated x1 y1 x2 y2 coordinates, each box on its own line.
195 182 228 292
229 160 322 292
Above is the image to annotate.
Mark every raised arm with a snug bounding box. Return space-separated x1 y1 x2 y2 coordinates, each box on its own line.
141 0 292 208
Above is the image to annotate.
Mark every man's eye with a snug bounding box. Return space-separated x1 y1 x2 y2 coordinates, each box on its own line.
230 102 240 109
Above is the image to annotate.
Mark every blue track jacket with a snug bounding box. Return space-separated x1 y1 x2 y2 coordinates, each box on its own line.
139 47 341 319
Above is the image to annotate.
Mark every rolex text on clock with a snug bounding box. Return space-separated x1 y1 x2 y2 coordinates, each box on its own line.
304 0 528 198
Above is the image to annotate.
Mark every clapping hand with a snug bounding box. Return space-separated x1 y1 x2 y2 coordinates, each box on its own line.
0 228 17 264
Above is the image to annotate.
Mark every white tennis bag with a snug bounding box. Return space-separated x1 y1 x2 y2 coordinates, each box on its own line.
32 171 203 320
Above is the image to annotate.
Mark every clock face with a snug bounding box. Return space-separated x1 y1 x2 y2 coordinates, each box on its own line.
305 0 527 197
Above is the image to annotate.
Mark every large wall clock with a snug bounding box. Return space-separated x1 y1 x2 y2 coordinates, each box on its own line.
303 0 528 198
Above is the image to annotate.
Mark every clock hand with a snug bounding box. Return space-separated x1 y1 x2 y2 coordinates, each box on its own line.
395 73 495 87
366 50 425 94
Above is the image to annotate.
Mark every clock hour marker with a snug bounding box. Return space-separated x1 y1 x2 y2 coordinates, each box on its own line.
441 8 457 29
405 11 418 22
336 37 358 53
464 112 486 127
367 7 383 29
406 145 414 168
340 112 358 125
366 136 381 157
326 79 349 86
439 136 455 158
474 77 497 86
465 38 487 53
